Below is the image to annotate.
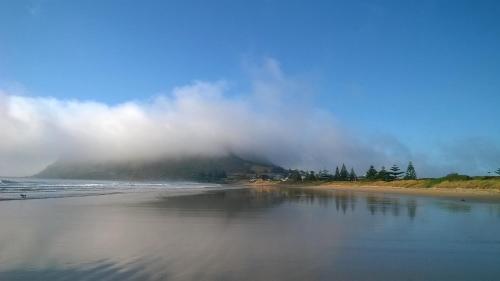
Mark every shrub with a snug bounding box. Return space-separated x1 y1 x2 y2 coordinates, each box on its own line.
443 173 471 181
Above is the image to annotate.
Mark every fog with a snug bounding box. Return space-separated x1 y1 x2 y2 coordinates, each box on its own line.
0 59 493 177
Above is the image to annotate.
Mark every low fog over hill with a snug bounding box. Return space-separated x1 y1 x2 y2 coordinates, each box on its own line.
36 155 285 182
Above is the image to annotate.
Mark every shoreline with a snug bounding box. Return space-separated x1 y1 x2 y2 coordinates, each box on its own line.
244 180 500 201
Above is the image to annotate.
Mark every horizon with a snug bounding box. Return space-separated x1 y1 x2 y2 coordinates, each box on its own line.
1 0 500 177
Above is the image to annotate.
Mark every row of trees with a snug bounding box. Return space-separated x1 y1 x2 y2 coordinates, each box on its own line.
286 162 417 182
287 163 358 182
365 162 417 181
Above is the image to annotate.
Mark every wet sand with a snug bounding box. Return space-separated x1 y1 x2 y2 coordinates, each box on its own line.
1 185 500 280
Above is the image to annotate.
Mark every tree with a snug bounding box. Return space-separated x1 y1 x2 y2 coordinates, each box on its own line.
334 166 340 181
377 166 390 181
318 169 333 180
288 170 302 182
389 164 404 180
365 165 378 180
349 168 357 181
404 161 417 180
340 164 349 181
305 171 317 181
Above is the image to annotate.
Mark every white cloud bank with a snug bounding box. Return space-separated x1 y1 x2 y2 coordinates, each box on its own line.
1 59 495 177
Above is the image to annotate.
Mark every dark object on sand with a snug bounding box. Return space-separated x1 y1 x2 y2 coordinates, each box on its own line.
20 194 27 199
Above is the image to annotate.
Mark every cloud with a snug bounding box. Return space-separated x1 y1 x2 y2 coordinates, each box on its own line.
434 137 500 176
0 58 452 177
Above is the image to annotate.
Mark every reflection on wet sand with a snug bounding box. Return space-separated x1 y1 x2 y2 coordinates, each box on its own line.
366 195 418 219
1 186 500 281
436 201 472 213
163 187 418 219
150 187 405 216
147 187 495 221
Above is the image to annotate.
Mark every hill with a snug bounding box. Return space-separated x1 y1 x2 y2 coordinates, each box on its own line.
35 155 285 182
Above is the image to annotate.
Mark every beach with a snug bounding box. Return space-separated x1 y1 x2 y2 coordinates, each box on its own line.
1 181 500 280
247 180 500 202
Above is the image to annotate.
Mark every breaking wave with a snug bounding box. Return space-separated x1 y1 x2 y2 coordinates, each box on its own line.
0 178 220 201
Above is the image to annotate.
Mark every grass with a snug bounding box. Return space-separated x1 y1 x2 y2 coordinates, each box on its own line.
338 178 500 190
248 175 500 190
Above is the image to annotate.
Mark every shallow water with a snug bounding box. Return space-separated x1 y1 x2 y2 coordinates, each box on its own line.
0 185 499 280
0 178 220 200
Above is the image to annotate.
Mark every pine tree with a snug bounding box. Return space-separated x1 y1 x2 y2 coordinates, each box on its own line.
377 166 390 181
365 165 378 180
404 161 417 180
349 168 357 181
389 164 404 180
334 166 340 181
340 164 349 181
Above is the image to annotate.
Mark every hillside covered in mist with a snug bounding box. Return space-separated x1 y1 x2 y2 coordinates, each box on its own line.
35 155 285 182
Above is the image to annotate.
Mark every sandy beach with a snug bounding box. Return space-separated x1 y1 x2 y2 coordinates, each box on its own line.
246 180 500 202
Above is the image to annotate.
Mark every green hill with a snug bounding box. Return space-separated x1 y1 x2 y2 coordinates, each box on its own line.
35 155 285 182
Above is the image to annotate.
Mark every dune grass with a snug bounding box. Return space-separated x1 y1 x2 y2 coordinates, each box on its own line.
342 178 500 190
249 176 500 191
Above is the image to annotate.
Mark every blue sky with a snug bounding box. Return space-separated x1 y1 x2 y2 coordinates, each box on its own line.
1 0 499 176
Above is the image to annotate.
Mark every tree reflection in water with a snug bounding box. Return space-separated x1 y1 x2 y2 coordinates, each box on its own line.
265 187 418 219
152 186 419 219
366 195 417 219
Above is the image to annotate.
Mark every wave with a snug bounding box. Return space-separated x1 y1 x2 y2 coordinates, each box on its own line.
0 179 19 185
0 191 125 201
0 178 221 201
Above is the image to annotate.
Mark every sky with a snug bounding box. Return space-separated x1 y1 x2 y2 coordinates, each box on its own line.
0 0 499 177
